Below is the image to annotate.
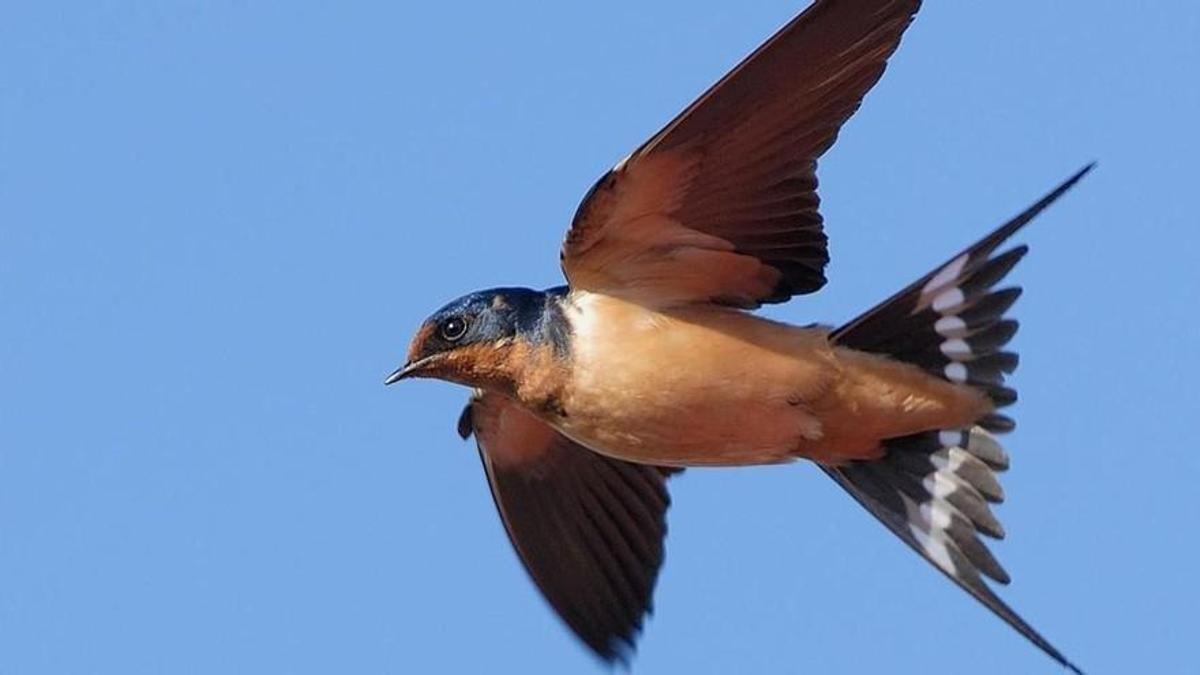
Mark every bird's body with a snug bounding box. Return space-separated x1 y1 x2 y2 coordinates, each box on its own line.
386 0 1088 670
556 290 988 466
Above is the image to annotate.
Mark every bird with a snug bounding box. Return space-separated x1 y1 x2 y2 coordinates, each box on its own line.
386 0 1088 671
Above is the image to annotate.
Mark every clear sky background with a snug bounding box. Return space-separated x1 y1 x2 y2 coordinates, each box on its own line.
2 2 1197 673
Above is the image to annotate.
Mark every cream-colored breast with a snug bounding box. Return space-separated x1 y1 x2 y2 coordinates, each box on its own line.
558 291 838 466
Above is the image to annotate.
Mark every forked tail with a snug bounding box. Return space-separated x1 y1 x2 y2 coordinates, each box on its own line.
826 165 1093 673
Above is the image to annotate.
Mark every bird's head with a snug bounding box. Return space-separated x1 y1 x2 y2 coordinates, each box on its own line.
385 287 568 393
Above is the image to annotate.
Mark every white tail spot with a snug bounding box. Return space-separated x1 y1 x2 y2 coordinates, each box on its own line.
931 447 970 473
920 501 956 531
934 315 968 338
944 361 968 383
923 472 960 500
932 287 966 313
940 339 972 359
909 526 957 573
923 253 970 295
939 429 965 448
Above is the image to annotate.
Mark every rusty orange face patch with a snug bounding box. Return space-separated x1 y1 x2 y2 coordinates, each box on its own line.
406 322 438 364
399 332 569 418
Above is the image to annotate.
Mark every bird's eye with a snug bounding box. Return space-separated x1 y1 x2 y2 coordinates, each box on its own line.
439 317 469 342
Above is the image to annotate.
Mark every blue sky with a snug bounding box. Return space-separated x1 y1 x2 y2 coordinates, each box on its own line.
2 1 1197 673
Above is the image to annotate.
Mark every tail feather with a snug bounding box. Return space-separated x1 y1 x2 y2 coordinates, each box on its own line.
825 166 1092 674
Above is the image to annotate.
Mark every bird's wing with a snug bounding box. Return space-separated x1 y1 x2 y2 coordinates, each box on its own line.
459 391 681 663
562 0 921 308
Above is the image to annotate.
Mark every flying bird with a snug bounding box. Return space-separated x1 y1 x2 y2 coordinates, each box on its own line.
386 0 1087 670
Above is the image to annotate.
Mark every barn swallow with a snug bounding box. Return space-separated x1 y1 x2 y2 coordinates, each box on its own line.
387 0 1088 670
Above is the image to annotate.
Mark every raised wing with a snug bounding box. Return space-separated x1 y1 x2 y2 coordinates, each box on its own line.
460 391 680 663
562 0 922 308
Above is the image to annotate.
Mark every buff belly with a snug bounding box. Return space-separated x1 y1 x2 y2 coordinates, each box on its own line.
554 292 991 467
558 385 822 467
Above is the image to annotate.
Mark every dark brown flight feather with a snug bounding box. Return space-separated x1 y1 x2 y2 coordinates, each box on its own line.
461 392 681 663
563 0 923 307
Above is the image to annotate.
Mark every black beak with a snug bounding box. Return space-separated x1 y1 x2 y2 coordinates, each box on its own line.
384 362 418 385
384 355 438 385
